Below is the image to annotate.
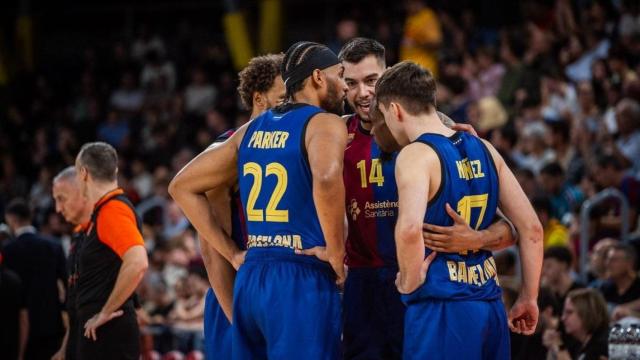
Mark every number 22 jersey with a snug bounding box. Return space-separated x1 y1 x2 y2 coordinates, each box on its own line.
237 103 327 253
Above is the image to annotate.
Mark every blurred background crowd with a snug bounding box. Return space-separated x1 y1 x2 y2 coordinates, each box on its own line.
1 0 640 358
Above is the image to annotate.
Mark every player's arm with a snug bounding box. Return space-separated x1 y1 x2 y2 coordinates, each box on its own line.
423 207 517 253
305 113 348 285
394 143 437 294
199 185 237 323
169 126 247 268
484 139 543 335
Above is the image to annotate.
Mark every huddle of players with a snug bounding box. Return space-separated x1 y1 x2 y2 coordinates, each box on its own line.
169 38 544 360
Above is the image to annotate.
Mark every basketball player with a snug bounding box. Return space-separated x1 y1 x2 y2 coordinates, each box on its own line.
319 37 517 359
374 61 543 360
169 41 348 359
200 53 285 359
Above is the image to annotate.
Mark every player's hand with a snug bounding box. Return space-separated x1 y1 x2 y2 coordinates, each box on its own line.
295 246 329 261
296 247 347 287
508 297 539 335
231 250 247 270
451 123 478 137
423 203 482 253
83 310 124 341
395 251 437 294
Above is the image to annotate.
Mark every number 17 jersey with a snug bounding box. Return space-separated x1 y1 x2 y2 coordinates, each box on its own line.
237 103 326 253
410 132 502 303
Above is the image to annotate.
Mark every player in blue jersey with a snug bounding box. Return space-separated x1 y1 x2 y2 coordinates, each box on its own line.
199 53 285 360
373 62 543 359
169 41 348 359
331 38 519 360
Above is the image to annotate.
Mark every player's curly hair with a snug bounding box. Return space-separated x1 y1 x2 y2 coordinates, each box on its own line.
237 53 284 111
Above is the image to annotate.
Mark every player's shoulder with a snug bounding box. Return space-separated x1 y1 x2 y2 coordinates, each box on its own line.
397 141 438 165
308 111 348 131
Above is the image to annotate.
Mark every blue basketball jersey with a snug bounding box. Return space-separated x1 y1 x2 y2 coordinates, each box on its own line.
411 132 501 302
237 103 326 253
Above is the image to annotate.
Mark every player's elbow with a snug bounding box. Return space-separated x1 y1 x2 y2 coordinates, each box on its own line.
396 222 423 245
314 163 343 186
168 174 183 200
523 219 544 246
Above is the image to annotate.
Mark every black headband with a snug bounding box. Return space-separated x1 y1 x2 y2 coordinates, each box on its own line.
282 46 340 91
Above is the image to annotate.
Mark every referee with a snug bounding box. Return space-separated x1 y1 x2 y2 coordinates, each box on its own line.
74 142 148 359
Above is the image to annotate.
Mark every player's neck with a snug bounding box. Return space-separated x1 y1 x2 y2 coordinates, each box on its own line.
293 90 321 108
406 112 455 142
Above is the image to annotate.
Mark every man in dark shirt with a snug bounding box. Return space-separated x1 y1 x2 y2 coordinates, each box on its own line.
0 251 29 360
599 244 640 307
51 166 93 360
2 199 67 360
542 246 584 308
75 142 148 360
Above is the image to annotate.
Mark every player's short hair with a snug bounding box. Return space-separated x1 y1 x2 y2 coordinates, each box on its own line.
566 288 609 334
375 61 436 116
338 37 386 66
53 166 77 184
237 54 284 111
77 142 118 182
544 246 573 268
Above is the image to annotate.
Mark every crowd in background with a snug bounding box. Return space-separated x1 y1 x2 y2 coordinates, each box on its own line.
1 0 640 358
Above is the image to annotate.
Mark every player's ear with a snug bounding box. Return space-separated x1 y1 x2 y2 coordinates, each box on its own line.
311 69 324 89
391 102 402 122
253 91 264 110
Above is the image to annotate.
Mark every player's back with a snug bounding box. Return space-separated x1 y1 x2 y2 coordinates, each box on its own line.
237 103 326 255
233 103 342 359
412 131 501 302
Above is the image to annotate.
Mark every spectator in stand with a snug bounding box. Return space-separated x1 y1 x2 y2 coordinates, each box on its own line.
2 199 67 360
184 68 217 117
400 0 442 75
545 120 584 185
109 72 145 115
467 46 505 100
533 197 570 249
599 243 640 310
613 98 640 176
0 250 29 360
541 246 583 306
591 154 640 232
97 110 130 149
513 121 556 175
587 237 618 288
542 288 609 360
538 162 584 222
